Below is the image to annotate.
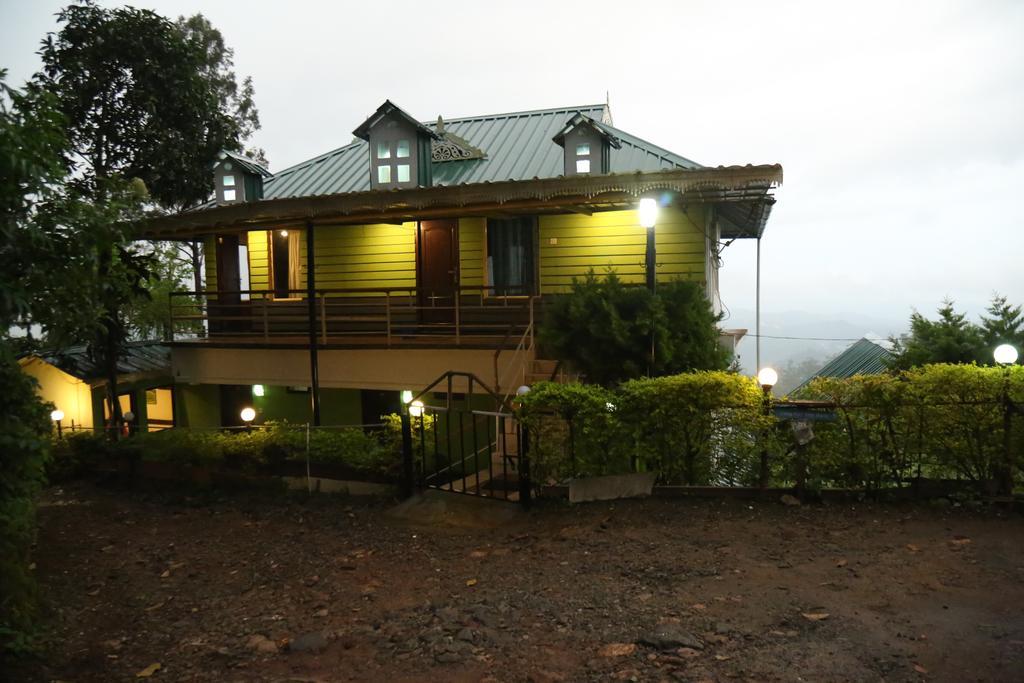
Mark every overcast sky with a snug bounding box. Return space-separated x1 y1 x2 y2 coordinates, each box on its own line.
3 0 1022 355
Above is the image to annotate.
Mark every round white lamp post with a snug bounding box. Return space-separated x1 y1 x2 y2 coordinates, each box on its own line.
240 406 256 431
51 409 65 438
409 400 425 418
755 368 778 488
757 367 778 392
994 344 1017 495
994 344 1019 366
639 197 658 292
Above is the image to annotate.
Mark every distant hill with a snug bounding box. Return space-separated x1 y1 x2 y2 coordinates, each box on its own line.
722 308 907 380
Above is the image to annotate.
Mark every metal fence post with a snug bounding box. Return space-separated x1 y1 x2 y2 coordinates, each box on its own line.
400 408 414 499
519 422 532 509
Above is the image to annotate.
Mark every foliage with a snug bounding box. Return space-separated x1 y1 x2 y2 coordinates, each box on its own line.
48 418 425 483
517 382 629 482
519 372 768 485
29 2 263 426
618 372 768 485
981 295 1024 357
123 241 198 340
538 270 729 386
36 2 248 209
891 295 1022 369
0 344 52 656
802 364 1023 487
519 365 1023 493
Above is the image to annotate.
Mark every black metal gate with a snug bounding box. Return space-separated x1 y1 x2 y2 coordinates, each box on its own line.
400 372 530 506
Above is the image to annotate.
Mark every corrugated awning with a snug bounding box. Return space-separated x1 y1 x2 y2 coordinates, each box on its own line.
139 165 782 240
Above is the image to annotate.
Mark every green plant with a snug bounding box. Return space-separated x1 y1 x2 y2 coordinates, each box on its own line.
0 344 51 656
538 270 729 386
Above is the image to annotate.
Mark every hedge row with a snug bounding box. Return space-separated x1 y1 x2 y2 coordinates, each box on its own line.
49 416 414 483
518 365 1024 491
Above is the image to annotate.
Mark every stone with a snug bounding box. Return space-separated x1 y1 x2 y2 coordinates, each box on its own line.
638 625 704 651
780 494 801 507
456 627 476 642
569 472 657 503
598 643 637 657
246 634 278 654
289 631 328 653
436 651 462 663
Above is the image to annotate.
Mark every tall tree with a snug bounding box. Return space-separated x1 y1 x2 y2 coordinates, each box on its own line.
175 13 266 294
34 1 258 431
890 299 986 369
980 294 1024 361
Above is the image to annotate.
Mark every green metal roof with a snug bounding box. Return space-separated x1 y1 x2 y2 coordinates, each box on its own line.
263 103 703 200
792 338 895 393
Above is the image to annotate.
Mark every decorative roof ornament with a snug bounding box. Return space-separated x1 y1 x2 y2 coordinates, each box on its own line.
431 117 487 162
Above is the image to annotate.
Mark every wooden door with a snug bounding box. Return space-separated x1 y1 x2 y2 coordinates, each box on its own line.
418 220 459 324
214 234 247 333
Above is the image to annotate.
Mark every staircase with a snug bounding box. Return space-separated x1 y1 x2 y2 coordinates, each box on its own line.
525 358 579 385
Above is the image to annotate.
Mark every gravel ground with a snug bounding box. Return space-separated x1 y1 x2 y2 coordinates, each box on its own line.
12 482 1024 682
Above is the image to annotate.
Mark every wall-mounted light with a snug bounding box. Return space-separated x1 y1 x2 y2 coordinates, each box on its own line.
401 390 413 404
252 384 265 397
279 230 289 237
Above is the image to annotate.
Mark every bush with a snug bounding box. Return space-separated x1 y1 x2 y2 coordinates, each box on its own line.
801 364 1024 489
50 419 412 483
1 344 51 655
519 372 768 485
538 270 729 386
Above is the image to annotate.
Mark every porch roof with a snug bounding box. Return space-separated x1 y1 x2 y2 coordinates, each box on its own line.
138 165 782 240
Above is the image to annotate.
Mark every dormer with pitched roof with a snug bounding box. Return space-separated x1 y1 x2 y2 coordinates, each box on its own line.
552 112 622 177
353 100 441 190
213 150 271 204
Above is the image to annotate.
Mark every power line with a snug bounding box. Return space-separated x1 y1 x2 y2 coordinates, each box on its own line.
742 334 886 342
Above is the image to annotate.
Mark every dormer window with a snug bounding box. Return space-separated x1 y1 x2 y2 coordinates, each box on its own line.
553 113 621 177
353 100 441 190
213 151 271 204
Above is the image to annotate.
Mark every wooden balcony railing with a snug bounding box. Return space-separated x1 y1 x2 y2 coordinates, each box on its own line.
168 286 537 349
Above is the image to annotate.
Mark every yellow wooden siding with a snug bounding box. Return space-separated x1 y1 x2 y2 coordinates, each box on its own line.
247 230 269 290
538 207 706 293
657 204 708 283
203 236 218 290
312 223 416 293
458 217 484 287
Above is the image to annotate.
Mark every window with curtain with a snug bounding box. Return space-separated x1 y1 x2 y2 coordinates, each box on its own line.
486 217 536 295
271 229 301 298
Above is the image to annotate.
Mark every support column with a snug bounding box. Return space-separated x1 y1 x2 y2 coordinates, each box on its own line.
305 219 322 426
755 236 761 375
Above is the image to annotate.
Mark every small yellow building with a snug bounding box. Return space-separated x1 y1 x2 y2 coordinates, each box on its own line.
18 343 175 434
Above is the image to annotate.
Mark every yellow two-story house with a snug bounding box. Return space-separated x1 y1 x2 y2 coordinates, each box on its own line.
141 100 781 428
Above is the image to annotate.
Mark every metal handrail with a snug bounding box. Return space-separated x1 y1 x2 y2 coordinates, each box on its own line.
168 285 535 346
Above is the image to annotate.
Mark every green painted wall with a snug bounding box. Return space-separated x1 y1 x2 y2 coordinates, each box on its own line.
251 385 363 425
174 383 221 429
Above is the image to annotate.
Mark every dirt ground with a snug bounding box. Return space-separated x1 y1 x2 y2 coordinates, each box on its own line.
12 482 1024 683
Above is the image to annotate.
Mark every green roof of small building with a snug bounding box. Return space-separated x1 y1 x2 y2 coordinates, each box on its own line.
792 338 894 393
263 103 702 200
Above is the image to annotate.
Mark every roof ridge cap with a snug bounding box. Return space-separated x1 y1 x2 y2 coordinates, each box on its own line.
433 103 605 125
